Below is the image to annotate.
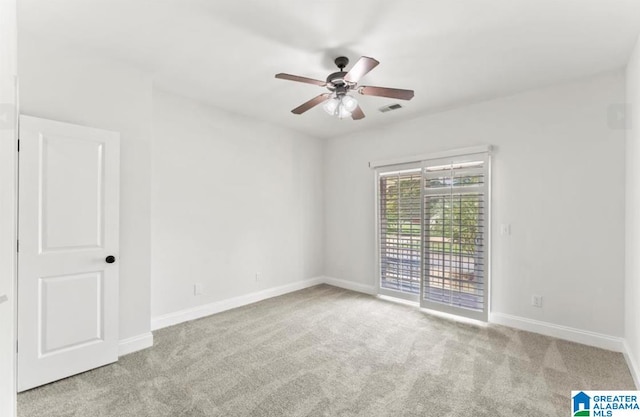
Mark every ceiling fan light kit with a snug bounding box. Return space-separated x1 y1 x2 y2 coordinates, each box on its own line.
323 94 358 119
275 56 414 120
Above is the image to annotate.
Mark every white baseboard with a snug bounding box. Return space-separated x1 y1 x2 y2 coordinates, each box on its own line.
623 341 640 389
322 276 376 295
147 275 634 371
118 332 154 357
490 312 624 352
151 277 325 331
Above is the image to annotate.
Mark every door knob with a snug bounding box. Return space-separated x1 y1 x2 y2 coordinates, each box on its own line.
105 255 116 264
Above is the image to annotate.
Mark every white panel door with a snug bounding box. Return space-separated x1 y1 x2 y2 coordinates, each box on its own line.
17 115 120 392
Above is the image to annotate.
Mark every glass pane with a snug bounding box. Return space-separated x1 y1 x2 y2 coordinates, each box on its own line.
379 172 421 295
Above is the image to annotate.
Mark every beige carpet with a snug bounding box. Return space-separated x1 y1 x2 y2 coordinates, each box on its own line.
18 284 635 416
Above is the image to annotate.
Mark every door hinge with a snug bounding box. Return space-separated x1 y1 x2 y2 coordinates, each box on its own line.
16 240 19 253
17 139 19 152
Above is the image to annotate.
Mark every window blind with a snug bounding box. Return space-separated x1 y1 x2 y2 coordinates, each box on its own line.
422 159 487 313
378 169 422 295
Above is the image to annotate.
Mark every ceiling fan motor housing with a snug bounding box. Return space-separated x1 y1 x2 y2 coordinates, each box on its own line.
326 57 356 92
326 71 353 91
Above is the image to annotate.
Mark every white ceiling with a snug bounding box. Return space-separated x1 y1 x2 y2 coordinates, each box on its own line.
18 0 640 139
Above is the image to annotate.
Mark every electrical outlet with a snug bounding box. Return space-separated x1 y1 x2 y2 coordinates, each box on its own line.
255 272 261 282
532 295 543 308
194 283 204 296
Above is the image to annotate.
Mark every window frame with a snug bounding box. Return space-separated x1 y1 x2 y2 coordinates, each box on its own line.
374 162 423 303
420 153 490 321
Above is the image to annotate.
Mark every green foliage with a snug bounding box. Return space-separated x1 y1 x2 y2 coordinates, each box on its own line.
381 175 482 255
426 195 481 254
380 176 421 223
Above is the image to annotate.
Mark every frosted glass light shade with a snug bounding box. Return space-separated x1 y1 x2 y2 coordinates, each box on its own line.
341 95 358 112
323 97 339 115
337 106 351 119
323 94 358 119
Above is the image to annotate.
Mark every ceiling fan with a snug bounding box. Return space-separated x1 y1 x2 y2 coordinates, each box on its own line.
275 56 414 120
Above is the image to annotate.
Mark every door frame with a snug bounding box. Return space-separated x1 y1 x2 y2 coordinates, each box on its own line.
0 0 18 414
371 145 492 320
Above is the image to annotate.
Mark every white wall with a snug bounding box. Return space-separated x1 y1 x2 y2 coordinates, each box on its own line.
625 35 640 386
0 0 18 413
151 89 324 318
18 38 153 342
325 72 626 338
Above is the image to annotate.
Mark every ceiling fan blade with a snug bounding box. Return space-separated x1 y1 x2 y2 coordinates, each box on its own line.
359 86 415 100
275 73 326 86
291 93 331 114
351 105 365 120
344 56 380 83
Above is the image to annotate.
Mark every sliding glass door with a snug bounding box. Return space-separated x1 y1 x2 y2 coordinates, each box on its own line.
377 153 489 320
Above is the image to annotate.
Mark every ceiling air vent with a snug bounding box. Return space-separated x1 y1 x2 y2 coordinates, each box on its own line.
379 103 403 113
